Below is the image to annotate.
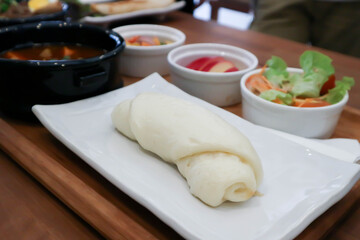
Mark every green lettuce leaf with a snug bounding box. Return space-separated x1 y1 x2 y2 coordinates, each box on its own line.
0 0 17 13
300 50 335 77
325 76 355 104
264 56 289 87
259 89 293 105
287 51 336 98
290 72 329 98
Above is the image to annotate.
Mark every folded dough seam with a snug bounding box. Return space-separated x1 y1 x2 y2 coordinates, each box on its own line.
111 92 263 207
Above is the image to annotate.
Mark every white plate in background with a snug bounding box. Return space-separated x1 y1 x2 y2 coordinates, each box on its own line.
81 1 185 26
33 73 360 240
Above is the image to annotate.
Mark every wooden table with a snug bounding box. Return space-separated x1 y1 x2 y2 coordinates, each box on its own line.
1 11 360 240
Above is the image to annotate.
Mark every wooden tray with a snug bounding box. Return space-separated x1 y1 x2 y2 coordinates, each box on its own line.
0 74 359 240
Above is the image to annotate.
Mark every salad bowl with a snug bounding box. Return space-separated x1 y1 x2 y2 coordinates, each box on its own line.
0 1 69 27
240 67 349 138
240 51 354 139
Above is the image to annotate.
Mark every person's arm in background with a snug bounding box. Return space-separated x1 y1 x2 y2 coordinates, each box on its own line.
250 0 310 44
250 0 360 58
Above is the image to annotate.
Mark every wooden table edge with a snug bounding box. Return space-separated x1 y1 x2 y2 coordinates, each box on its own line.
0 118 158 240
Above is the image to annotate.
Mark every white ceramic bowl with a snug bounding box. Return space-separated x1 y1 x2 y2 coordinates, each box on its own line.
112 24 186 77
240 67 349 139
167 43 258 107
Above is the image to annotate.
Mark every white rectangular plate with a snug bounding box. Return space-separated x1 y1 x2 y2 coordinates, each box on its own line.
33 73 360 240
81 1 185 26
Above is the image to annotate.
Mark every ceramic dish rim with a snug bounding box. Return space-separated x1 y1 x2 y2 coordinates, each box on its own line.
167 43 259 79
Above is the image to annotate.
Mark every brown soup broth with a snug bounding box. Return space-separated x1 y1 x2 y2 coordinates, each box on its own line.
0 43 106 61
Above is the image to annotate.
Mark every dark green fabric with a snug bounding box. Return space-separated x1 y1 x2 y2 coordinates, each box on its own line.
250 0 360 58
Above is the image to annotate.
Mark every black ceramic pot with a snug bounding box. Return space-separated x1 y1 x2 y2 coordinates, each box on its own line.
0 2 69 28
0 21 125 118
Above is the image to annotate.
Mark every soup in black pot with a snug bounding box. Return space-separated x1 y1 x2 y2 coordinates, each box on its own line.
1 43 106 60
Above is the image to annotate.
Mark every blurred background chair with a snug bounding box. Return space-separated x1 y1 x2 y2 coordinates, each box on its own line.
209 0 251 20
186 0 253 30
188 0 251 19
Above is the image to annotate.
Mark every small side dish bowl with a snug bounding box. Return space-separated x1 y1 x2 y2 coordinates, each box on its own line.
240 67 349 139
0 2 69 27
167 43 258 107
112 24 186 77
0 21 125 118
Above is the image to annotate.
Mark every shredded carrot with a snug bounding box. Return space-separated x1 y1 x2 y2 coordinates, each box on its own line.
152 36 160 45
246 64 287 94
259 64 267 75
141 42 152 46
246 74 272 94
293 97 330 107
255 77 272 89
260 75 275 88
295 98 311 108
126 36 166 46
260 73 287 93
272 98 283 104
246 73 287 94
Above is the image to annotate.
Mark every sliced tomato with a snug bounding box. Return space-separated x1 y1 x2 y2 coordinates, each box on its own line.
320 74 336 95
